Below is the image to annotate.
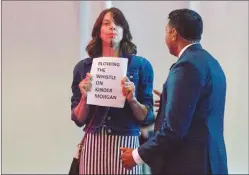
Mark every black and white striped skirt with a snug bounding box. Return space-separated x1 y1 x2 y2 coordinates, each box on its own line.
79 127 143 174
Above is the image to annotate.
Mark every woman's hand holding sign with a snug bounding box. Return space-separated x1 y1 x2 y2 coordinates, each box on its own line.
121 76 136 102
79 73 92 99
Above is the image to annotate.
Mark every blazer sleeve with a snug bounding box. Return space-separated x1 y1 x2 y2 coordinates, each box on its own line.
137 61 203 165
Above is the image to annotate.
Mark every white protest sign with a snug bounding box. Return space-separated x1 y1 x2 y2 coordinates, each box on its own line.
86 57 128 108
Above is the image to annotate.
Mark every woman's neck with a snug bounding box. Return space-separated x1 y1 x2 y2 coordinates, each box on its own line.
102 42 120 57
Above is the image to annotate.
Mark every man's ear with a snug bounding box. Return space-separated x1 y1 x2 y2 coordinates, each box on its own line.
171 28 178 41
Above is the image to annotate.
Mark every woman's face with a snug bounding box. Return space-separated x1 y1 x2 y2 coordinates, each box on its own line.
100 12 123 47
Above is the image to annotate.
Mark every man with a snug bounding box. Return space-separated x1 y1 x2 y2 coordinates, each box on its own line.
120 8 228 174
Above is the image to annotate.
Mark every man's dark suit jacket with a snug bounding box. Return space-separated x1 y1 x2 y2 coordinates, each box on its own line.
138 44 228 175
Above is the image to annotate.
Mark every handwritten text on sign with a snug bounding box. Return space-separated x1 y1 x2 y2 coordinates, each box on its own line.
86 57 128 108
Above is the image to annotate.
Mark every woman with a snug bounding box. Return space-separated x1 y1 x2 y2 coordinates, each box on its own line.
71 7 154 174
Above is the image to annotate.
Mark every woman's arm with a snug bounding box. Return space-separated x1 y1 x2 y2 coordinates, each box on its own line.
72 96 90 126
122 58 154 124
128 97 148 121
71 65 91 127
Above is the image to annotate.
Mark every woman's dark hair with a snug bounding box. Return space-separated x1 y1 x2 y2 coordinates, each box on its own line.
168 9 203 42
86 7 137 57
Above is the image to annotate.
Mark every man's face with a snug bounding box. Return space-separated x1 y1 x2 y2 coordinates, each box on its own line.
164 22 177 56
